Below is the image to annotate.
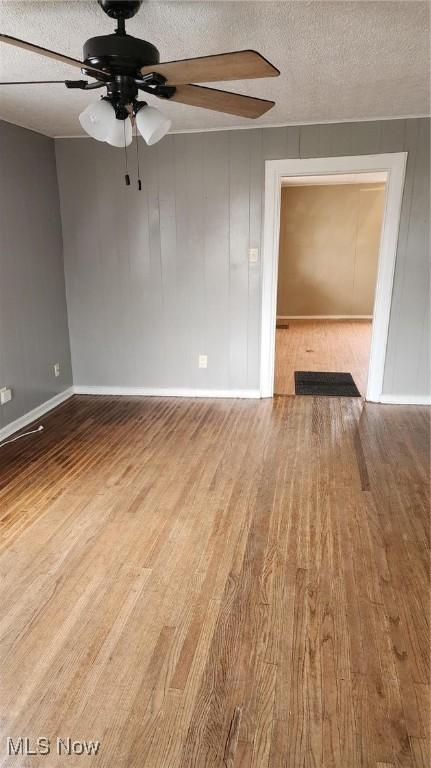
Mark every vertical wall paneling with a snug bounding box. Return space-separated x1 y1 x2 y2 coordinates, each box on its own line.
247 129 263 388
228 130 251 389
145 138 167 383
202 132 230 389
262 127 289 161
316 124 333 157
157 136 180 386
383 119 419 392
348 120 383 155
173 132 206 388
298 124 321 158
0 121 72 428
96 143 131 384
55 118 430 398
286 126 300 158
386 119 430 395
173 133 194 386
328 122 353 156
124 139 152 383
381 119 406 153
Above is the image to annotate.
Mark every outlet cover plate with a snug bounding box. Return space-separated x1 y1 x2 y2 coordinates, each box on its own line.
0 387 13 405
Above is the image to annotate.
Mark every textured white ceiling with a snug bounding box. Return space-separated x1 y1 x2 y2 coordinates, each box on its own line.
0 1 429 138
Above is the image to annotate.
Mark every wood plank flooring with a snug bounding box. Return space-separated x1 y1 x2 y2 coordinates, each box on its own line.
0 394 429 767
274 320 373 396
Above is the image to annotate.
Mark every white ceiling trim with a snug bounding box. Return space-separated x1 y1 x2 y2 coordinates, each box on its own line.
52 112 430 140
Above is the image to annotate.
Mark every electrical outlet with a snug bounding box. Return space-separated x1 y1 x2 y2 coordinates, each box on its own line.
198 354 208 369
249 248 259 264
0 387 13 405
53 363 60 378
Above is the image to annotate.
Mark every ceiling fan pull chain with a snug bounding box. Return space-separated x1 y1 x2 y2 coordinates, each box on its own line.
136 132 142 191
124 120 130 186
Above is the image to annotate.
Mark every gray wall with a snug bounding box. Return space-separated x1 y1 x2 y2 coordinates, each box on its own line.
55 118 430 397
0 121 72 429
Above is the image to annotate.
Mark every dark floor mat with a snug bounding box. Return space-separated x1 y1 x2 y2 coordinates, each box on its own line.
294 371 361 397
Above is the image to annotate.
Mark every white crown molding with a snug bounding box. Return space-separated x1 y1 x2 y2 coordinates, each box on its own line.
73 386 261 399
53 113 431 140
0 387 74 443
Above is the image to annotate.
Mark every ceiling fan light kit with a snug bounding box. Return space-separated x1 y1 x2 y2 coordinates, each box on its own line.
0 0 279 183
135 104 171 146
78 98 115 141
78 99 171 148
106 111 133 147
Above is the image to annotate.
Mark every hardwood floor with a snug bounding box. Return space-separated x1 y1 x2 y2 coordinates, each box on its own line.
0 394 429 767
274 319 373 396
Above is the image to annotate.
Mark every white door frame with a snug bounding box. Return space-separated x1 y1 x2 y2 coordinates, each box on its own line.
259 152 407 401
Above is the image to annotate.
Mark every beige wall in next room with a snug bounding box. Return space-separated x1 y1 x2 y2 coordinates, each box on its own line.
277 183 386 317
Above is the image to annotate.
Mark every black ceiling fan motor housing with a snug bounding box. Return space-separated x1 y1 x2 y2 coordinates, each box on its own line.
84 1 159 77
97 1 143 20
82 33 159 77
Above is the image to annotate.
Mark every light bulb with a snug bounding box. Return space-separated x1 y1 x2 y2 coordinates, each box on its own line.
79 99 115 141
106 116 133 147
136 105 171 146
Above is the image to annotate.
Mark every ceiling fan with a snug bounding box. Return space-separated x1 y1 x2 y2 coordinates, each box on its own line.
0 0 280 149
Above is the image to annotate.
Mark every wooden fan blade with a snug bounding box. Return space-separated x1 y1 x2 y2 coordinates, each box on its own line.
141 50 279 85
165 84 275 119
0 34 106 78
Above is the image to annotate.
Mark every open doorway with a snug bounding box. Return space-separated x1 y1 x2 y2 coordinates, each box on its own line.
259 153 407 401
274 172 386 397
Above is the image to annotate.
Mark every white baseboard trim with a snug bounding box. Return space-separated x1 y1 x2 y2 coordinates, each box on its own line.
277 315 373 321
0 387 74 443
73 385 261 399
379 394 431 406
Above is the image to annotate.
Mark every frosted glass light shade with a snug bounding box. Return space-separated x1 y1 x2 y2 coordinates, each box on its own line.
136 105 171 145
106 116 133 147
79 100 115 141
